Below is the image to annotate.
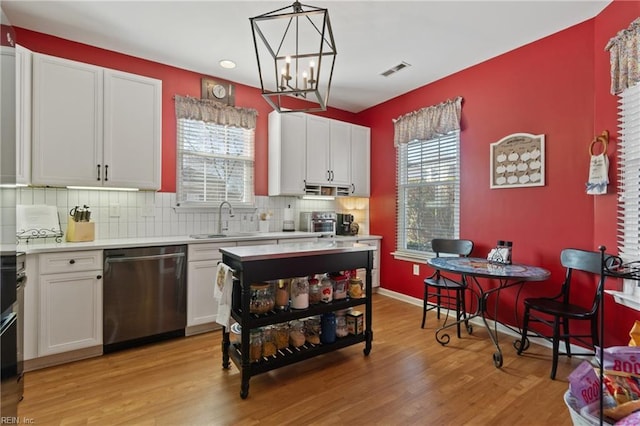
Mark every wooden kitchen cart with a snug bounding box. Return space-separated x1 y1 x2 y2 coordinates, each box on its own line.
219 242 375 399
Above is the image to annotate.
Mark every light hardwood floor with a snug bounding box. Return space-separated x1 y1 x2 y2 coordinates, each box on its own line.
18 294 582 425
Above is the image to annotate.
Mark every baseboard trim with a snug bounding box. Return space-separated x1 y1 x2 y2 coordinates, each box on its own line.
185 322 221 336
24 345 103 372
376 287 590 355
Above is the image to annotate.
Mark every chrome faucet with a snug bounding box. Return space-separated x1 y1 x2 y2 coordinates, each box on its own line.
218 201 234 235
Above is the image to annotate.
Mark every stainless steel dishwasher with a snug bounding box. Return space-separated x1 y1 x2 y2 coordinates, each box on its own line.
103 245 187 352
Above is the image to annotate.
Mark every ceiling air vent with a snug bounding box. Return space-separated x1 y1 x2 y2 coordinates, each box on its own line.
381 61 411 77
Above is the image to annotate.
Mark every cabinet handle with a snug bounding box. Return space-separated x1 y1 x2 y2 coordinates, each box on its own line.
96 275 102 280
69 259 75 264
351 183 355 193
331 170 334 181
104 164 109 181
96 165 101 181
326 170 330 181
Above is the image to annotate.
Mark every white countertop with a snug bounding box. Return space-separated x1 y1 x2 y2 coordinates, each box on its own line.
220 241 376 261
17 233 380 254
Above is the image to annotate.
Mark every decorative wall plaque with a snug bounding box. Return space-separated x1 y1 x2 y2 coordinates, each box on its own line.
490 133 545 189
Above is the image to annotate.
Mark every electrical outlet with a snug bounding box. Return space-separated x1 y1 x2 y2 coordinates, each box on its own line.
413 264 420 275
109 203 120 217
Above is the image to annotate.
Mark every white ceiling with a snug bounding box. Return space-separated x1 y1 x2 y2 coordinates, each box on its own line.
3 0 611 113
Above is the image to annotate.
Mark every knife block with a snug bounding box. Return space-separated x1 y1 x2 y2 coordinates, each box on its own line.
66 216 95 242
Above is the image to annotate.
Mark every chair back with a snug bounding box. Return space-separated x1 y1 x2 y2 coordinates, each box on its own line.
431 238 474 257
559 248 616 314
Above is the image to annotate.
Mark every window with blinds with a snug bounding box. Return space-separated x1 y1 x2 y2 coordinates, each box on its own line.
396 130 460 257
618 84 640 260
176 118 255 207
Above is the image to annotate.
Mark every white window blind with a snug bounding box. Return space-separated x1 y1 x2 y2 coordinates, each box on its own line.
177 118 255 207
396 130 460 257
618 84 640 260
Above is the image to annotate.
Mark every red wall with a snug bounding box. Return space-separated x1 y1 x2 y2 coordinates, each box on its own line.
15 0 640 346
593 1 640 346
359 0 640 346
14 28 358 195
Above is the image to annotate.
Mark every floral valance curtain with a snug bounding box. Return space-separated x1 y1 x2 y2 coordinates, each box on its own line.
605 17 640 95
393 96 463 147
174 95 258 129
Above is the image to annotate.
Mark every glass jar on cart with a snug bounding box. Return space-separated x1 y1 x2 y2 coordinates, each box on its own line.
274 278 290 310
320 274 333 303
289 320 306 348
290 277 309 309
335 309 349 338
250 282 275 314
308 275 322 305
261 326 277 358
305 316 321 345
331 273 348 300
249 329 263 362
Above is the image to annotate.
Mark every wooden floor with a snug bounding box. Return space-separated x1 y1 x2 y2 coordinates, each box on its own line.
19 294 582 425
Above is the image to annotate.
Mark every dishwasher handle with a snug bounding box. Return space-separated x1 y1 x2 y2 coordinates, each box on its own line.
104 252 186 275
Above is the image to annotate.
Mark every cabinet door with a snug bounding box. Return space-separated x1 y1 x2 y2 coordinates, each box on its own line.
15 45 31 185
268 112 306 196
305 115 331 185
357 238 380 287
329 120 351 186
39 270 103 356
104 69 161 190
23 254 38 361
187 260 219 327
0 46 15 185
32 53 103 187
350 125 371 197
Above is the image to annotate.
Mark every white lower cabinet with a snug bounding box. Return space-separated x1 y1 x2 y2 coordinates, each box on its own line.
355 238 381 288
187 243 233 333
37 250 103 357
39 270 103 356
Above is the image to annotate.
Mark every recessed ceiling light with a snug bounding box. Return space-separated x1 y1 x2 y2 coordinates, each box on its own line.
219 60 236 69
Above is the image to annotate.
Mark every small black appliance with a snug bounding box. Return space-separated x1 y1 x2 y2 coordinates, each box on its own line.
336 213 354 236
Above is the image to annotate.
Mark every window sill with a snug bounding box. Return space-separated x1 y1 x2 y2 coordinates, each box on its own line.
391 251 434 263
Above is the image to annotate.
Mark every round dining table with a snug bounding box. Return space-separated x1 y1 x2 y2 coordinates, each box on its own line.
426 256 551 367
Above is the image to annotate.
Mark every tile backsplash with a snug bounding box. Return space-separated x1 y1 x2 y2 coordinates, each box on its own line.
14 188 369 243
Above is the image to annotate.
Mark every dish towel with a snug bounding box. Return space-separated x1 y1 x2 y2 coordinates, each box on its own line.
586 153 609 195
215 262 234 328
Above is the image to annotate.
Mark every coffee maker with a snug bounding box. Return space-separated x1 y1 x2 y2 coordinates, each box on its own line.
336 213 355 235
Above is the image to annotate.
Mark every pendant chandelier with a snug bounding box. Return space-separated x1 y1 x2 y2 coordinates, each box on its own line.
250 1 337 113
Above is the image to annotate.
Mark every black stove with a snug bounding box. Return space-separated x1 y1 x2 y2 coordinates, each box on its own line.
1 251 25 419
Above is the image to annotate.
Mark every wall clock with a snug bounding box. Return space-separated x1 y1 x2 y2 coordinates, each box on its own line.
201 78 235 106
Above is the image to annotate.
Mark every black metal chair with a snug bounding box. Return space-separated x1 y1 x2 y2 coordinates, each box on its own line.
514 248 618 379
422 238 474 338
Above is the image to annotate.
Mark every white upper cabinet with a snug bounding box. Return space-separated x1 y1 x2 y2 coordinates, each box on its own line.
329 119 351 186
103 69 161 189
0 46 16 185
268 111 370 197
32 53 103 187
350 124 370 197
15 45 32 185
305 114 331 185
268 111 306 196
305 116 350 187
32 53 161 190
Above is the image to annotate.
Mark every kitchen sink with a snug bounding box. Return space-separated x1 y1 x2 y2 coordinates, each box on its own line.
189 234 227 239
189 232 262 239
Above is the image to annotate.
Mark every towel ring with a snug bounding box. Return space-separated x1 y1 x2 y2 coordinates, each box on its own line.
589 130 609 156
